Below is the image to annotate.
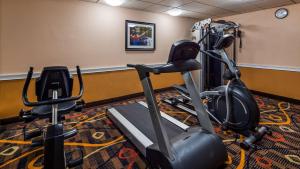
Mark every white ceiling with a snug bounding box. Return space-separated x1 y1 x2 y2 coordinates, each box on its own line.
81 0 299 19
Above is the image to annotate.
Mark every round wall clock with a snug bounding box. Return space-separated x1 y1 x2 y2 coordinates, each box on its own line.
275 8 288 19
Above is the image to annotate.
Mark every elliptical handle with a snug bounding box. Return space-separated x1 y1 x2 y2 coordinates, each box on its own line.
22 66 84 107
197 29 211 45
199 49 227 65
22 67 34 107
76 65 84 99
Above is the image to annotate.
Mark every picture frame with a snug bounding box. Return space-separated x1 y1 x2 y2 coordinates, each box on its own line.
125 20 156 51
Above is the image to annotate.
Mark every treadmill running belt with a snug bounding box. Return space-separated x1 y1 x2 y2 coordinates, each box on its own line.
113 103 185 144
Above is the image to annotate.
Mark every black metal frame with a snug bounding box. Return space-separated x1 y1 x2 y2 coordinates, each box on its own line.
125 20 156 51
21 66 84 169
199 20 240 90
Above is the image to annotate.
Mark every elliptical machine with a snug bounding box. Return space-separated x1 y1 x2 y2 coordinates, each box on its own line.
191 18 242 90
164 19 270 150
20 66 84 169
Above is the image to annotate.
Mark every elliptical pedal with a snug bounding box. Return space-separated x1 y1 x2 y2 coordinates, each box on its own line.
240 126 272 150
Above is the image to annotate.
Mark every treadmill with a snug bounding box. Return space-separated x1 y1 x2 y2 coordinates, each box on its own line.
108 40 227 169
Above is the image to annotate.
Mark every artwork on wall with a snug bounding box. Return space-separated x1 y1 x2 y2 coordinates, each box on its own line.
125 20 156 51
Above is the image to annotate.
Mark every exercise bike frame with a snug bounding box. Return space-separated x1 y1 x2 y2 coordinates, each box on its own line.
21 66 84 169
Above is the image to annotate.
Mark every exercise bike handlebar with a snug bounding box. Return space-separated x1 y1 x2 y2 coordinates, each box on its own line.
22 66 84 107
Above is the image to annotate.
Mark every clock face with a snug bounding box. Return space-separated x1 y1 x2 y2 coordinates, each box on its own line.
275 8 288 19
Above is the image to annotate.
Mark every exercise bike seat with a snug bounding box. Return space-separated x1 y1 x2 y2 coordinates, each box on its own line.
31 101 77 117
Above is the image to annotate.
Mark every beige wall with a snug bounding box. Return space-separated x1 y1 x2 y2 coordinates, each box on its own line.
0 0 195 74
220 3 300 67
219 3 300 99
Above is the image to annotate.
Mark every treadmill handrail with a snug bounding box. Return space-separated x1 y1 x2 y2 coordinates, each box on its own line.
182 72 215 133
139 75 174 160
127 60 201 74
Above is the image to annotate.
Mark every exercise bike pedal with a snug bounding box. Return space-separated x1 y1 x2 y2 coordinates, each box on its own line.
64 129 78 140
31 136 44 147
75 100 85 112
23 129 42 140
19 109 36 123
66 148 83 168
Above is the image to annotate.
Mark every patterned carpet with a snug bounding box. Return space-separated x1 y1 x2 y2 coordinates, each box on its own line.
0 90 300 169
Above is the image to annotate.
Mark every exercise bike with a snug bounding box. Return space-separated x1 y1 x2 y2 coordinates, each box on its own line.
20 66 84 169
163 32 271 150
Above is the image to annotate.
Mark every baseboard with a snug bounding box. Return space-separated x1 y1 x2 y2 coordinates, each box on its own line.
0 116 20 125
0 87 173 125
251 90 300 104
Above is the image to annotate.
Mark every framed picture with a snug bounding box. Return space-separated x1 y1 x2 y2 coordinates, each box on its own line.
125 20 156 51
